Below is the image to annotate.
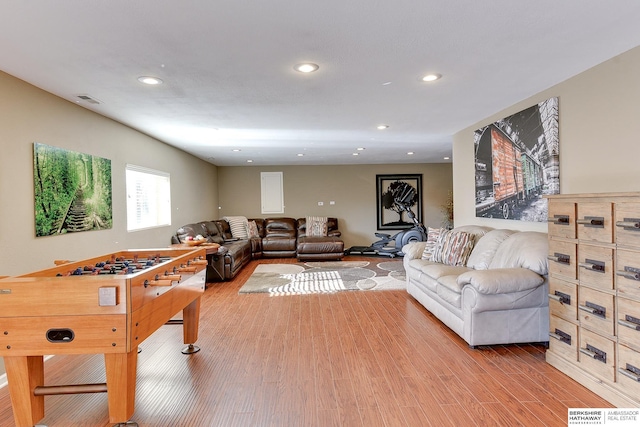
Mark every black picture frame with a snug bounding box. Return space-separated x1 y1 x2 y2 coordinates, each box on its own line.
376 174 422 230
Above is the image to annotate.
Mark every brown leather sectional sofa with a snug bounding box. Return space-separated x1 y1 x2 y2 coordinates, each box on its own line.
171 217 344 281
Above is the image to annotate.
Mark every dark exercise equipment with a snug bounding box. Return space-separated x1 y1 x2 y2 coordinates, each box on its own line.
347 182 427 257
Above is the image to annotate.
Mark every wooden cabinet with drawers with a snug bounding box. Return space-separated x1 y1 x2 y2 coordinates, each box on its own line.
546 192 640 408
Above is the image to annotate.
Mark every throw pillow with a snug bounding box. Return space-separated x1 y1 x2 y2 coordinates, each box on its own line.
223 216 249 239
431 230 476 266
246 220 260 238
421 227 445 260
306 216 328 236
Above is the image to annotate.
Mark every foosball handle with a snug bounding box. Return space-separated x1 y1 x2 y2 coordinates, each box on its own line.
143 279 173 287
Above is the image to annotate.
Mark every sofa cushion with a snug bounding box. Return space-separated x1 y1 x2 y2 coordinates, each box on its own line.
421 227 444 260
452 225 493 239
246 220 260 238
437 275 464 308
265 217 297 236
431 230 476 266
223 216 250 239
415 261 472 280
306 216 328 236
457 268 545 294
466 229 517 270
488 231 549 275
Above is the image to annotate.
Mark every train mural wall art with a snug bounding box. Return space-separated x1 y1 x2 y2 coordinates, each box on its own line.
474 97 559 222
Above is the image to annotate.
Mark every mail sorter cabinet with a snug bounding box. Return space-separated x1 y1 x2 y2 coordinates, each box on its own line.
546 192 640 407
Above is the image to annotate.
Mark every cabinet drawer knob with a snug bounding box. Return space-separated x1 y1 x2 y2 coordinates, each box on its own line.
549 329 571 345
578 260 605 272
618 367 640 382
616 269 640 281
580 345 607 363
616 219 640 231
577 217 604 227
579 303 606 318
548 253 570 264
579 305 597 314
580 347 597 358
618 319 640 331
548 215 570 225
548 291 571 305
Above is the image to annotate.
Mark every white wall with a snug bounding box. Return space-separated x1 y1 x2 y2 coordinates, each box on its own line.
218 164 453 249
453 45 640 231
0 71 219 277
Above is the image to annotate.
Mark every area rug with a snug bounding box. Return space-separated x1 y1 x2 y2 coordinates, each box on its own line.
239 260 406 296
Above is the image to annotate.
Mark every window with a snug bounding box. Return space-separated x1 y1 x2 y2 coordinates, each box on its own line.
125 164 171 231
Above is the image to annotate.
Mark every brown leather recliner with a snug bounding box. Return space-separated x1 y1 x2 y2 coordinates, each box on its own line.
296 217 344 261
261 217 298 257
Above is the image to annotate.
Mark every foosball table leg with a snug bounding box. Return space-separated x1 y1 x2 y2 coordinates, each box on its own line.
182 297 201 354
4 356 45 427
104 349 138 424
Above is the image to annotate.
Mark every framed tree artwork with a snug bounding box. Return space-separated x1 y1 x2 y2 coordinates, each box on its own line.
33 142 113 237
376 174 422 230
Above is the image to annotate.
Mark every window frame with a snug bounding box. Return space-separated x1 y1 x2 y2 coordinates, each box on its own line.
125 164 172 232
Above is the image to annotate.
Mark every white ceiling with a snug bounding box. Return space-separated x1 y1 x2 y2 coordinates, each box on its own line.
2 1 640 166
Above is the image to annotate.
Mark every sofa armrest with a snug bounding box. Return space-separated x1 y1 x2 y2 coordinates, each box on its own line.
402 241 427 260
457 268 544 294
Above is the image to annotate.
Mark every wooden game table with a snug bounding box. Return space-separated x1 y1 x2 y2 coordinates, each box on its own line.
0 247 207 427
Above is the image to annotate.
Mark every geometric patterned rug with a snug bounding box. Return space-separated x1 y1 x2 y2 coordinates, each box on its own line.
238 260 406 296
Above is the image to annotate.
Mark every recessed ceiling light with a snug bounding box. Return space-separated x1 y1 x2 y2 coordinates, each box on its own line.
294 63 319 73
137 76 163 85
444 156 450 160
247 159 253 163
382 81 392 86
377 125 389 130
357 147 365 151
407 152 414 155
422 73 442 82
232 149 241 152
352 153 359 156
297 153 304 157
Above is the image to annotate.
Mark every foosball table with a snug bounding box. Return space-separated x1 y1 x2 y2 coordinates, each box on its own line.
0 247 208 427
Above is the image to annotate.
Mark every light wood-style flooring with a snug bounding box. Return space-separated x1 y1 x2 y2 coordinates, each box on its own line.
0 256 611 426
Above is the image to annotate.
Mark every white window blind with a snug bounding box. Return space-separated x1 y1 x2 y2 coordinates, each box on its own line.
126 164 171 231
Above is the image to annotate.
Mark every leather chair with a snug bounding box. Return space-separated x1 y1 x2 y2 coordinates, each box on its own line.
261 217 298 257
296 217 344 261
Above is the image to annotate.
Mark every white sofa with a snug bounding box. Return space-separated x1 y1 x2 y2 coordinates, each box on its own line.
402 225 549 347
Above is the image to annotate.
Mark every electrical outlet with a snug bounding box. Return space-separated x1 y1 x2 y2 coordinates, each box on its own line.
318 201 324 206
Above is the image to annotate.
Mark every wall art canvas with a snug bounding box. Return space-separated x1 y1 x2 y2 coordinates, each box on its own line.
33 142 112 237
376 174 422 230
474 97 559 221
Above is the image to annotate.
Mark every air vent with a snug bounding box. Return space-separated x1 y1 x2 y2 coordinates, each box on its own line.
76 94 101 105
